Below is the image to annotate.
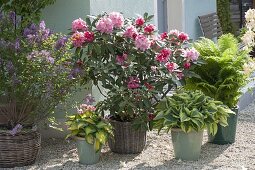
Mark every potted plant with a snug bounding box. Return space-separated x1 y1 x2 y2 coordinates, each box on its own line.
185 34 254 144
69 12 201 153
66 96 113 165
0 12 81 167
153 90 234 161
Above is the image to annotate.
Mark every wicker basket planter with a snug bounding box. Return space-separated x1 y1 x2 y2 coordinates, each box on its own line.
108 120 146 154
0 130 41 168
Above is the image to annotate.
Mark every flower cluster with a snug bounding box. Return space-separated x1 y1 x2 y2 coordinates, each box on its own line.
70 12 200 128
0 12 80 129
242 9 255 47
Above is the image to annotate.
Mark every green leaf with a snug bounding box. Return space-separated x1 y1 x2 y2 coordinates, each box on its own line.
96 131 107 144
96 121 107 128
85 126 96 135
86 17 92 26
85 134 94 144
94 139 101 152
78 122 86 129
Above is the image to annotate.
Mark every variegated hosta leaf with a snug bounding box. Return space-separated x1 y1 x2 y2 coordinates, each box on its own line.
96 131 107 145
94 139 101 152
85 134 94 144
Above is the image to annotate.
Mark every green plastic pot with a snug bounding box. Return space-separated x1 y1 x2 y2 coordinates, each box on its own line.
171 129 203 161
75 137 100 165
208 107 238 145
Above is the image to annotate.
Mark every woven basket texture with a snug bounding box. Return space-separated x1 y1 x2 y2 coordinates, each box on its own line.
108 120 146 154
0 130 41 168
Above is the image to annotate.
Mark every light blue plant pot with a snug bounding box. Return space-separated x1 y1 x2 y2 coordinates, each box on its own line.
171 129 204 161
75 137 100 165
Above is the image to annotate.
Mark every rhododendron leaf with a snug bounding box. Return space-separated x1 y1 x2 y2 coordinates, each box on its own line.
85 18 91 26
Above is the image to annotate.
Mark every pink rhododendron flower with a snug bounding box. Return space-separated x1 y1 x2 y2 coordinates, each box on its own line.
84 31 94 42
135 17 145 26
116 53 128 65
156 48 172 63
135 34 151 51
165 62 178 72
178 32 189 41
184 62 191 69
160 32 168 40
109 12 124 28
144 24 156 34
72 18 88 32
169 29 180 36
183 48 199 61
123 25 138 39
72 32 85 47
161 48 172 56
127 77 140 89
79 104 96 113
96 17 114 34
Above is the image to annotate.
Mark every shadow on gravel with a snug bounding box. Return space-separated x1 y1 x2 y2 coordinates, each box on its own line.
135 142 231 170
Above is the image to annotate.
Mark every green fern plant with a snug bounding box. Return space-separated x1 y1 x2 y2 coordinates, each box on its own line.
185 34 251 108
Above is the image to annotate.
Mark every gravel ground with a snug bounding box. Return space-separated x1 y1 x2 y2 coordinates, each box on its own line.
5 101 255 170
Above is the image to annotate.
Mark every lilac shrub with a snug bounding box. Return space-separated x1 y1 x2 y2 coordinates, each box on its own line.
0 12 83 130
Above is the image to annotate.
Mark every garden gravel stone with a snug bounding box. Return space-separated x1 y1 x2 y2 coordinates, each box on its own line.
5 101 255 170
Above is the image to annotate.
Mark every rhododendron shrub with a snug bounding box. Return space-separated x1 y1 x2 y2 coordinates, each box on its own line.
70 12 201 129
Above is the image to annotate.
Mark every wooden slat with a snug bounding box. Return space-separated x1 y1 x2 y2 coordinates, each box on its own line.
198 12 223 39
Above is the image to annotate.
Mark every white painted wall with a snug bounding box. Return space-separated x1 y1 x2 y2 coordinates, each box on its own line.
167 0 217 40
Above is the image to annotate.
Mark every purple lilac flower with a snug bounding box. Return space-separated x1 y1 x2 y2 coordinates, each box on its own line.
84 94 96 105
6 61 14 74
12 74 21 85
68 67 82 79
9 124 23 136
23 21 51 44
55 36 68 50
15 39 20 50
9 11 16 24
46 56 54 64
39 21 46 30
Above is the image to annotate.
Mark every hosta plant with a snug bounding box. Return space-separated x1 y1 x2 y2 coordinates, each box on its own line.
185 34 254 108
153 90 234 135
66 100 113 152
70 12 202 129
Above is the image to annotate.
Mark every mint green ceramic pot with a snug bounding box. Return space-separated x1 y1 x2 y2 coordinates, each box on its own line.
75 137 100 165
171 129 204 161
